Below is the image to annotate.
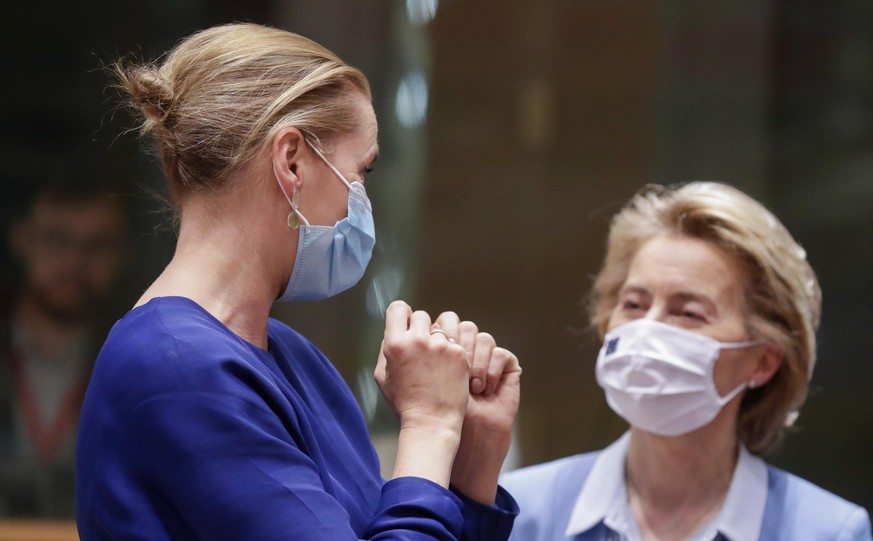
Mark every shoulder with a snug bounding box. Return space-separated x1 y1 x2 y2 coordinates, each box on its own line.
500 451 602 540
90 297 273 407
103 296 236 354
501 451 600 495
762 464 872 540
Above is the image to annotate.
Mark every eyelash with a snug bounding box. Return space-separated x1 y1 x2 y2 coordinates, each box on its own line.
620 300 706 322
622 300 644 310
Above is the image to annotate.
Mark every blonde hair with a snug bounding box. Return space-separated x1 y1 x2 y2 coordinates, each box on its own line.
590 182 821 454
115 22 370 203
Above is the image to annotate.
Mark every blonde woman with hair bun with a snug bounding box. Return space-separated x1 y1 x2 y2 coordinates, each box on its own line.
501 181 871 541
75 23 521 540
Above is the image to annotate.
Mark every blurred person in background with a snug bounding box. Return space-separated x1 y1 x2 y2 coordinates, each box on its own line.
0 162 130 517
75 23 520 540
502 181 871 541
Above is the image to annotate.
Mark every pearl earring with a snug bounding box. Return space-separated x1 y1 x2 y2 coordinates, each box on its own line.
748 379 758 389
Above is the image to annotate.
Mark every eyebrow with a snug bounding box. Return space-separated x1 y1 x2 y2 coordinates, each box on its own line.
618 285 648 298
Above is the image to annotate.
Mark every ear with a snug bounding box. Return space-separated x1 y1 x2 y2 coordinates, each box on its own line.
749 343 783 388
271 127 307 196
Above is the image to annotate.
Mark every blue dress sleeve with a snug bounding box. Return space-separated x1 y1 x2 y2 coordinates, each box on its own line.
368 481 517 541
451 485 519 540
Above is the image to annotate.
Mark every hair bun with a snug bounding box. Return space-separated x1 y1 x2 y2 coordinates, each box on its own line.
117 63 175 128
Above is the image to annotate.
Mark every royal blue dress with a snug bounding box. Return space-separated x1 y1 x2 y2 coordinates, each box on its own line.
76 296 517 540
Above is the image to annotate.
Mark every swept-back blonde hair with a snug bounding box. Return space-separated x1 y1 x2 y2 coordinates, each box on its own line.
115 22 370 203
590 182 821 454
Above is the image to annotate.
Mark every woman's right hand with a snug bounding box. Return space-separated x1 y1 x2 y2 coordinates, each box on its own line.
375 300 470 486
376 300 470 432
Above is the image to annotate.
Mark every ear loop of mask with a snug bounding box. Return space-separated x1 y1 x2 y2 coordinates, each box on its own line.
715 339 764 402
307 142 354 189
719 339 763 350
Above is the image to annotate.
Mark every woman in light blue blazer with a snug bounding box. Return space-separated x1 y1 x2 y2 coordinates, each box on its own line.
501 182 872 541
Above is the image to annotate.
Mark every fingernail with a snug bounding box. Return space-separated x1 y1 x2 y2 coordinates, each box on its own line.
472 377 485 394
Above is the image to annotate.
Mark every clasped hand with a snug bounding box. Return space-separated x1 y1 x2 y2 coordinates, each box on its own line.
374 300 521 504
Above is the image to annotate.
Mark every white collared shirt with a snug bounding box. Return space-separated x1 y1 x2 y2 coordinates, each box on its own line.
565 432 768 541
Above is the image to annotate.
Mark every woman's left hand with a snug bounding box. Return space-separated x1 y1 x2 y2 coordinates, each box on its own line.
433 311 522 505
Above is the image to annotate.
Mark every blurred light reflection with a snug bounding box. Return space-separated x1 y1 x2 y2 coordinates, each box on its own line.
357 367 380 422
406 0 438 26
366 268 405 317
395 70 429 128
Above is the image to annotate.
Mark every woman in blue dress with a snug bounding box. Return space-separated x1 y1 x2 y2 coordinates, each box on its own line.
75 22 521 540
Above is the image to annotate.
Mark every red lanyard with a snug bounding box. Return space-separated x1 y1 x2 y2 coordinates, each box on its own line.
11 352 86 463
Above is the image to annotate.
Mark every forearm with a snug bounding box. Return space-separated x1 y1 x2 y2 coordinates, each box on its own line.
450 423 512 505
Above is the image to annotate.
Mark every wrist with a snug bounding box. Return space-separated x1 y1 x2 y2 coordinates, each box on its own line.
399 408 465 435
392 424 462 488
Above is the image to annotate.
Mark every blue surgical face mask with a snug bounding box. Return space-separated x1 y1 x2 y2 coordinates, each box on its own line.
274 144 376 302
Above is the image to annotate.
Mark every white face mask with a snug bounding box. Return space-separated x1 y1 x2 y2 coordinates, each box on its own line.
595 318 760 436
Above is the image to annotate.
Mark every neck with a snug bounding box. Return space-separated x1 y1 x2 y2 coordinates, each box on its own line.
625 413 740 540
138 194 290 350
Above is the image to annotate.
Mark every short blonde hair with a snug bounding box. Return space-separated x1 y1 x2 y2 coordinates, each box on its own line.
115 22 371 203
590 182 821 454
